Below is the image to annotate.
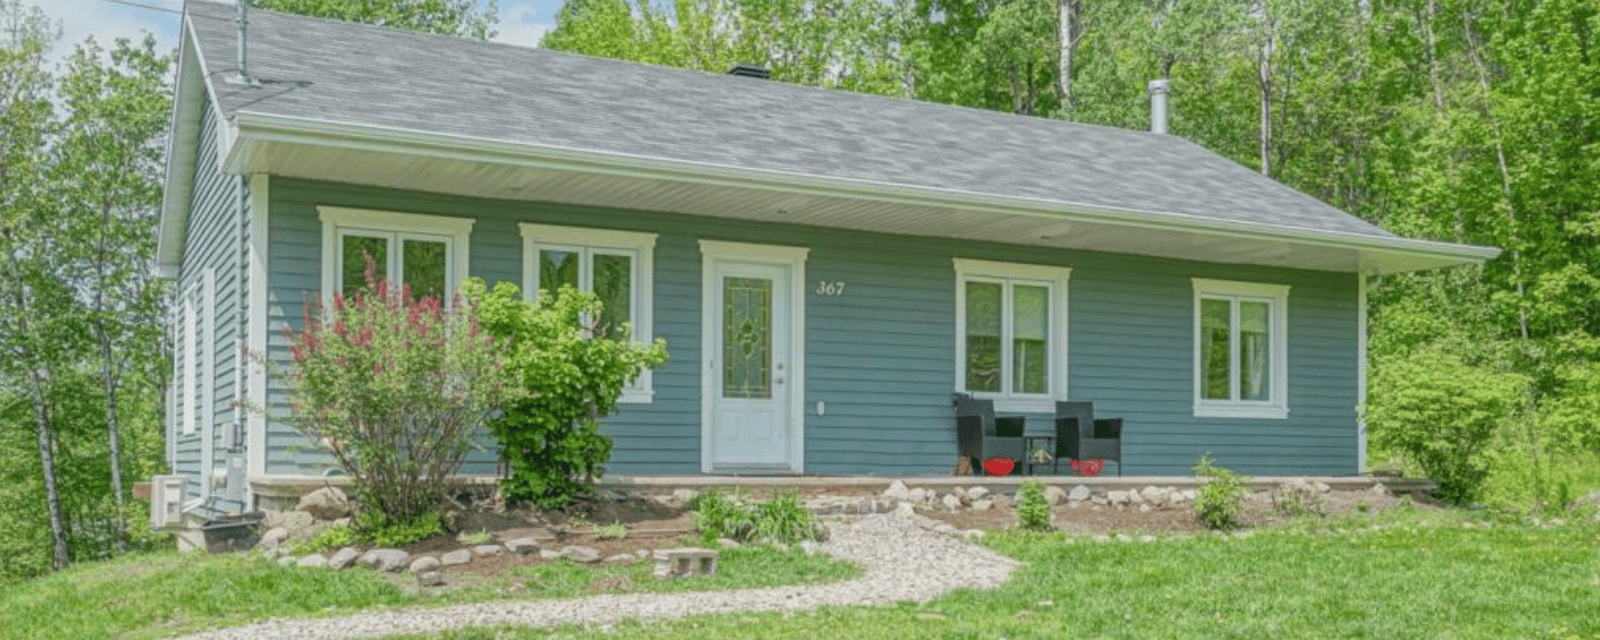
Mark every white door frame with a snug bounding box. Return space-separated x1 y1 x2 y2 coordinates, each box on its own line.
699 240 808 474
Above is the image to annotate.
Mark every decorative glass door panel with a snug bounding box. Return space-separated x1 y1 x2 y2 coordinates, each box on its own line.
723 277 772 399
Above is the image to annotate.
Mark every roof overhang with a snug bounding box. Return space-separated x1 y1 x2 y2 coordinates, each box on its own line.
198 110 1497 275
156 14 227 279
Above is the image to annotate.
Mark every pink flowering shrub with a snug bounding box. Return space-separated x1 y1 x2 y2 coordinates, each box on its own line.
282 257 511 529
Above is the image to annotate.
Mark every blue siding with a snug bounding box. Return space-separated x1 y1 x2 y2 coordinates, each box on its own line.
262 177 1359 477
172 98 245 495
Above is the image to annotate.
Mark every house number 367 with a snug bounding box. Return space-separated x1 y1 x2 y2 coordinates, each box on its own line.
815 281 847 296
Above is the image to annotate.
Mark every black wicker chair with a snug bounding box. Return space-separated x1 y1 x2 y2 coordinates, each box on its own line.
1053 401 1123 476
952 394 1025 475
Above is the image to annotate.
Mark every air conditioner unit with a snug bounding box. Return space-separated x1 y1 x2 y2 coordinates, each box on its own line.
149 475 187 530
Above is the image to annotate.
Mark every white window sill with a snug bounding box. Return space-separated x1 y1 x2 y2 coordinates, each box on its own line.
1194 403 1288 419
989 398 1058 414
618 389 655 404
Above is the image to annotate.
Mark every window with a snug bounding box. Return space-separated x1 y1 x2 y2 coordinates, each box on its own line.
521 223 658 403
953 259 1071 412
1192 278 1289 419
318 207 474 305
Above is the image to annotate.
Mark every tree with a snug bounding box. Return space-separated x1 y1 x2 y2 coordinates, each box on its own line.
53 34 172 552
252 0 500 39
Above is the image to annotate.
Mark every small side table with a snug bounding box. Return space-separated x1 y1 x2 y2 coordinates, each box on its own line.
1021 435 1055 476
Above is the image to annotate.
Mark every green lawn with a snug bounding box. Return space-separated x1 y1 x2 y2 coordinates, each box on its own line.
0 545 853 640
394 511 1600 640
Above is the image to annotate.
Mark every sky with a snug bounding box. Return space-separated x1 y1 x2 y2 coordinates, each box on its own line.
41 0 561 64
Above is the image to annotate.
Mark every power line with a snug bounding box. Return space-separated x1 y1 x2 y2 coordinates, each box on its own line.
93 0 236 21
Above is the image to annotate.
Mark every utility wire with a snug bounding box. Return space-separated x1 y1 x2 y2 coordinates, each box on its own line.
93 0 236 21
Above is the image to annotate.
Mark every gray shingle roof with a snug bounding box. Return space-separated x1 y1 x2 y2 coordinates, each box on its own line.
186 0 1391 239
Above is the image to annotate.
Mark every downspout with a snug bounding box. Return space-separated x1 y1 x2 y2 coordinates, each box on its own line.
1357 269 1370 474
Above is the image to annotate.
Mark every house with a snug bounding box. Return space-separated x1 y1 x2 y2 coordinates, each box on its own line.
154 0 1497 517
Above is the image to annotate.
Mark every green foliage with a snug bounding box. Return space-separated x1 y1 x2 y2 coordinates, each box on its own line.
354 510 445 548
252 0 499 39
1193 454 1249 530
691 489 822 545
1367 347 1528 505
469 280 668 510
1014 479 1052 531
279 264 510 528
594 523 629 540
289 523 358 556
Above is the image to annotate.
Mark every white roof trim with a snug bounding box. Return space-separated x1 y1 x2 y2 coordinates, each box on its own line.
156 13 235 279
228 111 1499 271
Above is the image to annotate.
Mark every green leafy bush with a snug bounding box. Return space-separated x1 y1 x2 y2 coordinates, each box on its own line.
279 260 510 527
1015 480 1051 531
470 280 669 510
289 523 358 555
690 489 756 542
354 510 443 548
1366 347 1527 505
1193 454 1249 530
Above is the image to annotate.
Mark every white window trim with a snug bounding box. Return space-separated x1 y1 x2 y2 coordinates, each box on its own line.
953 258 1071 414
180 280 199 436
1192 278 1290 419
318 206 474 307
520 223 658 404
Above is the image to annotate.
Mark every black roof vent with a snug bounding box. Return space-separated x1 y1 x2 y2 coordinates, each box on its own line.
726 64 771 80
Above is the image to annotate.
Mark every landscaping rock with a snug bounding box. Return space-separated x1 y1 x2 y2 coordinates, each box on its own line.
971 499 994 511
635 549 651 558
1107 491 1130 507
1068 484 1091 502
417 570 444 587
562 545 602 564
1138 503 1152 513
296 554 328 569
671 488 698 505
327 547 362 570
941 494 962 511
933 523 954 534
882 480 911 501
1043 486 1068 505
539 549 561 561
440 549 472 566
360 549 410 572
505 537 540 555
1313 481 1331 493
952 487 968 500
276 555 296 566
258 527 290 551
1128 489 1146 504
717 538 741 548
263 509 314 531
605 553 636 563
473 544 504 556
959 529 985 539
907 487 929 503
1371 483 1389 497
1140 486 1166 506
966 486 991 501
409 556 440 575
892 502 916 518
799 540 821 555
1180 489 1197 501
1090 494 1109 506
1067 500 1082 509
295 487 351 521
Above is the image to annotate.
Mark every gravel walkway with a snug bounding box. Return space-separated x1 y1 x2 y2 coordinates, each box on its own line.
174 515 1021 640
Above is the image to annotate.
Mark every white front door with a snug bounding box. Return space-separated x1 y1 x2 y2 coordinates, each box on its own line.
701 241 807 473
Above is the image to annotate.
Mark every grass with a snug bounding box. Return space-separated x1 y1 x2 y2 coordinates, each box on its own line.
386 508 1600 640
0 545 855 640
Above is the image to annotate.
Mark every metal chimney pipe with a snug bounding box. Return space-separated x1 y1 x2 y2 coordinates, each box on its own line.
1147 78 1171 134
227 0 258 86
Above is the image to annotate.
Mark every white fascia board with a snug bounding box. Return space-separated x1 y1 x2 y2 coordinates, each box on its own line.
155 19 206 279
229 111 1502 270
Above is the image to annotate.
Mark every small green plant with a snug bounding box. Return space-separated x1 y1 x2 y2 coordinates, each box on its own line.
690 489 822 544
1272 480 1326 518
289 523 358 555
1356 500 1371 513
595 523 629 540
1396 494 1415 511
355 510 444 547
457 530 494 545
691 489 756 543
1193 454 1250 531
1015 479 1052 531
751 491 824 544
565 513 594 527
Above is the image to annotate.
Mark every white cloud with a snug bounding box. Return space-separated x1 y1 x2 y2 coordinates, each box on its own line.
41 0 185 67
493 3 552 48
